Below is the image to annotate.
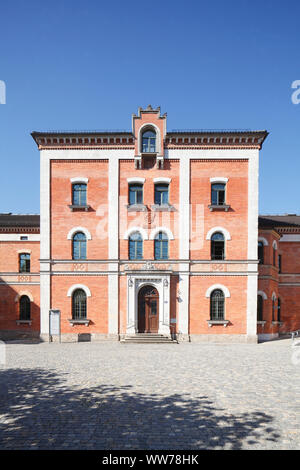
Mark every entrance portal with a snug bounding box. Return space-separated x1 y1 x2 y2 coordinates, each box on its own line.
138 285 159 333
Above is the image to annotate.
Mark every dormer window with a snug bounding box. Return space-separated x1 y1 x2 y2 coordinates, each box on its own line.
142 130 156 153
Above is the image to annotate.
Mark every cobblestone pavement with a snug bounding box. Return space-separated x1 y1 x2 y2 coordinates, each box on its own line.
0 339 299 450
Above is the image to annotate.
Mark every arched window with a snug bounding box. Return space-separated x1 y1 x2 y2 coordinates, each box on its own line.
258 241 264 264
211 232 225 260
211 183 225 205
277 298 281 322
257 295 263 321
210 289 225 320
142 130 156 153
19 253 30 273
19 295 31 320
72 289 87 319
129 183 143 205
129 232 143 260
72 232 87 260
154 231 168 260
273 245 277 266
272 297 276 322
154 183 169 205
72 183 87 206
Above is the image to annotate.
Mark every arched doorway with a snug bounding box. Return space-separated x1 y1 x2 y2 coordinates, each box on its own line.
138 285 159 333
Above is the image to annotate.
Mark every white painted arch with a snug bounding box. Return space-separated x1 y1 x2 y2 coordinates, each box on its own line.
210 177 228 184
14 291 34 302
67 284 91 297
149 226 174 240
67 227 92 240
153 177 171 184
123 226 148 240
272 291 277 300
258 237 268 246
272 240 278 250
127 177 145 184
206 226 231 241
17 249 32 254
70 177 89 184
205 284 231 298
258 290 268 300
138 122 161 155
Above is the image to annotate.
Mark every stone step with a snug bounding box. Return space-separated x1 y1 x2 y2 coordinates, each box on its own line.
120 334 178 344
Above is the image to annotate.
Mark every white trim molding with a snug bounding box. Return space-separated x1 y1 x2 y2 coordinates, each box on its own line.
67 227 92 240
17 249 32 254
14 291 34 302
123 227 148 240
127 177 145 184
149 227 174 240
206 226 231 241
210 177 228 184
258 290 268 300
70 177 89 184
272 240 278 250
258 237 268 246
67 284 91 297
272 291 277 301
153 177 171 184
205 284 231 298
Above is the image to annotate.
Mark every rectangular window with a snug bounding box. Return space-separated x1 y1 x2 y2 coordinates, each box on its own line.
19 253 30 273
129 184 143 205
211 184 225 205
154 184 169 205
72 184 87 206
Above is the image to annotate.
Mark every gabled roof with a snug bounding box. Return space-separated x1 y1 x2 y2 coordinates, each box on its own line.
259 215 300 229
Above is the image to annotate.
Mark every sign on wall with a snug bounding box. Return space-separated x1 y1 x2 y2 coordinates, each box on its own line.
49 310 61 343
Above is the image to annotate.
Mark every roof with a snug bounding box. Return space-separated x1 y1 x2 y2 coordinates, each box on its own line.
0 214 40 228
259 215 300 229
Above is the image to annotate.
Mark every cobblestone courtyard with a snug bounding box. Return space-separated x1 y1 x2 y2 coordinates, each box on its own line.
0 339 299 450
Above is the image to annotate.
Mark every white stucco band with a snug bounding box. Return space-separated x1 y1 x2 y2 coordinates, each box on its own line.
206 227 231 240
15 292 34 302
67 227 92 240
205 284 231 298
67 284 91 297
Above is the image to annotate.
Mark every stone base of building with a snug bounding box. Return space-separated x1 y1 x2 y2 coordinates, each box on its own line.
0 330 40 341
258 333 279 342
189 334 258 344
40 333 119 343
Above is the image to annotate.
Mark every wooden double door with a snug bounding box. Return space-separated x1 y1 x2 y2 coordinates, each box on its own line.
138 285 159 333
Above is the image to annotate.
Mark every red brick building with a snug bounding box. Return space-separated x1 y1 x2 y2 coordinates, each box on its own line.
0 105 299 343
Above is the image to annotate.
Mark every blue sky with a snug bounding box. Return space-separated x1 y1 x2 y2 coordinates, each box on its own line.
0 0 299 215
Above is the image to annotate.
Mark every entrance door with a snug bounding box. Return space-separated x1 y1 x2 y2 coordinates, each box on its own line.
138 285 159 333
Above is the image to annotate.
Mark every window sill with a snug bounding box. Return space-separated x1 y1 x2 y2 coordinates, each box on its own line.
257 321 266 325
68 205 90 212
207 320 229 327
126 204 147 212
151 204 175 212
272 321 283 326
208 204 231 212
16 320 32 325
68 319 90 326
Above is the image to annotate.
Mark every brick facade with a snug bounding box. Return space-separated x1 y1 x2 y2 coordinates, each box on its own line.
1 106 298 343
